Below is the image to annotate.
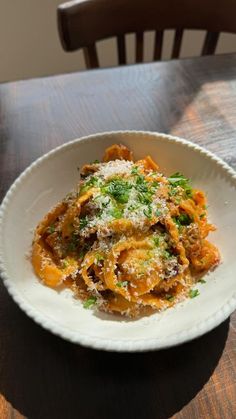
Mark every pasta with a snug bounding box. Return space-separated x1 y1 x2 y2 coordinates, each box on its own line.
32 144 220 317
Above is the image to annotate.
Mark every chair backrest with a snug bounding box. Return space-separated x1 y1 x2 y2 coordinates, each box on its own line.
58 0 236 69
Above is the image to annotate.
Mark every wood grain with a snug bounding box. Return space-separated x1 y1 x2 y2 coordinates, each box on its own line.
0 53 236 419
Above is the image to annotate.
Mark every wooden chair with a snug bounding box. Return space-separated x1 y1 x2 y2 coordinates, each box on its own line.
57 0 236 69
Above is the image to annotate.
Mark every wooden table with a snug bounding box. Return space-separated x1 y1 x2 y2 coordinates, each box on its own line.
0 53 236 419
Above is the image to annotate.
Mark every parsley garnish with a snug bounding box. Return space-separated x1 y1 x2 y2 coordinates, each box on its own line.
174 214 193 227
155 209 162 217
131 166 139 175
150 180 159 193
166 294 175 302
189 289 200 298
96 253 104 262
169 188 178 197
116 281 128 288
102 200 110 208
168 172 188 184
87 176 99 186
110 207 123 219
168 172 192 197
103 178 131 204
83 296 97 308
80 176 101 195
47 224 55 234
199 279 206 284
199 213 206 219
153 236 160 247
79 216 88 230
163 250 172 259
138 192 152 205
135 175 148 193
143 205 152 219
62 260 69 269
174 197 181 205
128 203 139 211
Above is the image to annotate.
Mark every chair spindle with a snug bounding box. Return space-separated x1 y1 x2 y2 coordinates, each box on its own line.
117 35 126 65
171 29 184 59
202 31 220 55
136 32 144 63
83 44 99 69
154 30 164 61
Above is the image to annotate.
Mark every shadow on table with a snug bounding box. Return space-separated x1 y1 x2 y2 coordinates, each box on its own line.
0 297 229 419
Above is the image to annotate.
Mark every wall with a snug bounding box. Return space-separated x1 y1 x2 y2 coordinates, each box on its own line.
0 0 235 83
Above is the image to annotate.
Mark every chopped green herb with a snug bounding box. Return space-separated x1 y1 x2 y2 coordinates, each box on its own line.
143 205 152 219
155 209 162 217
47 224 55 234
97 209 103 219
79 185 89 195
83 296 97 308
153 236 160 247
103 178 131 204
79 216 88 230
199 213 206 219
110 207 123 219
203 204 208 210
80 176 101 195
168 172 192 197
128 203 139 211
138 192 152 205
96 253 104 262
168 172 188 183
102 200 110 208
135 175 148 193
149 172 157 177
88 176 99 185
163 250 172 259
169 188 178 197
92 159 100 164
150 181 159 194
199 279 206 284
116 281 128 288
166 294 175 302
62 260 69 268
131 166 139 175
174 214 193 227
189 289 200 298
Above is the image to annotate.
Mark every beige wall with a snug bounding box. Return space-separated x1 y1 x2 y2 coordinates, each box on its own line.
0 0 235 83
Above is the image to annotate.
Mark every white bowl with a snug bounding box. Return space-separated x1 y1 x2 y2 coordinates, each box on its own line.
0 131 236 352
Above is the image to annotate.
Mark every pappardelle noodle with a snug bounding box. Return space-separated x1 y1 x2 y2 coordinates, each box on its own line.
32 144 220 317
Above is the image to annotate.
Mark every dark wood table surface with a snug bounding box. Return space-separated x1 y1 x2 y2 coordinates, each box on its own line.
0 53 236 419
